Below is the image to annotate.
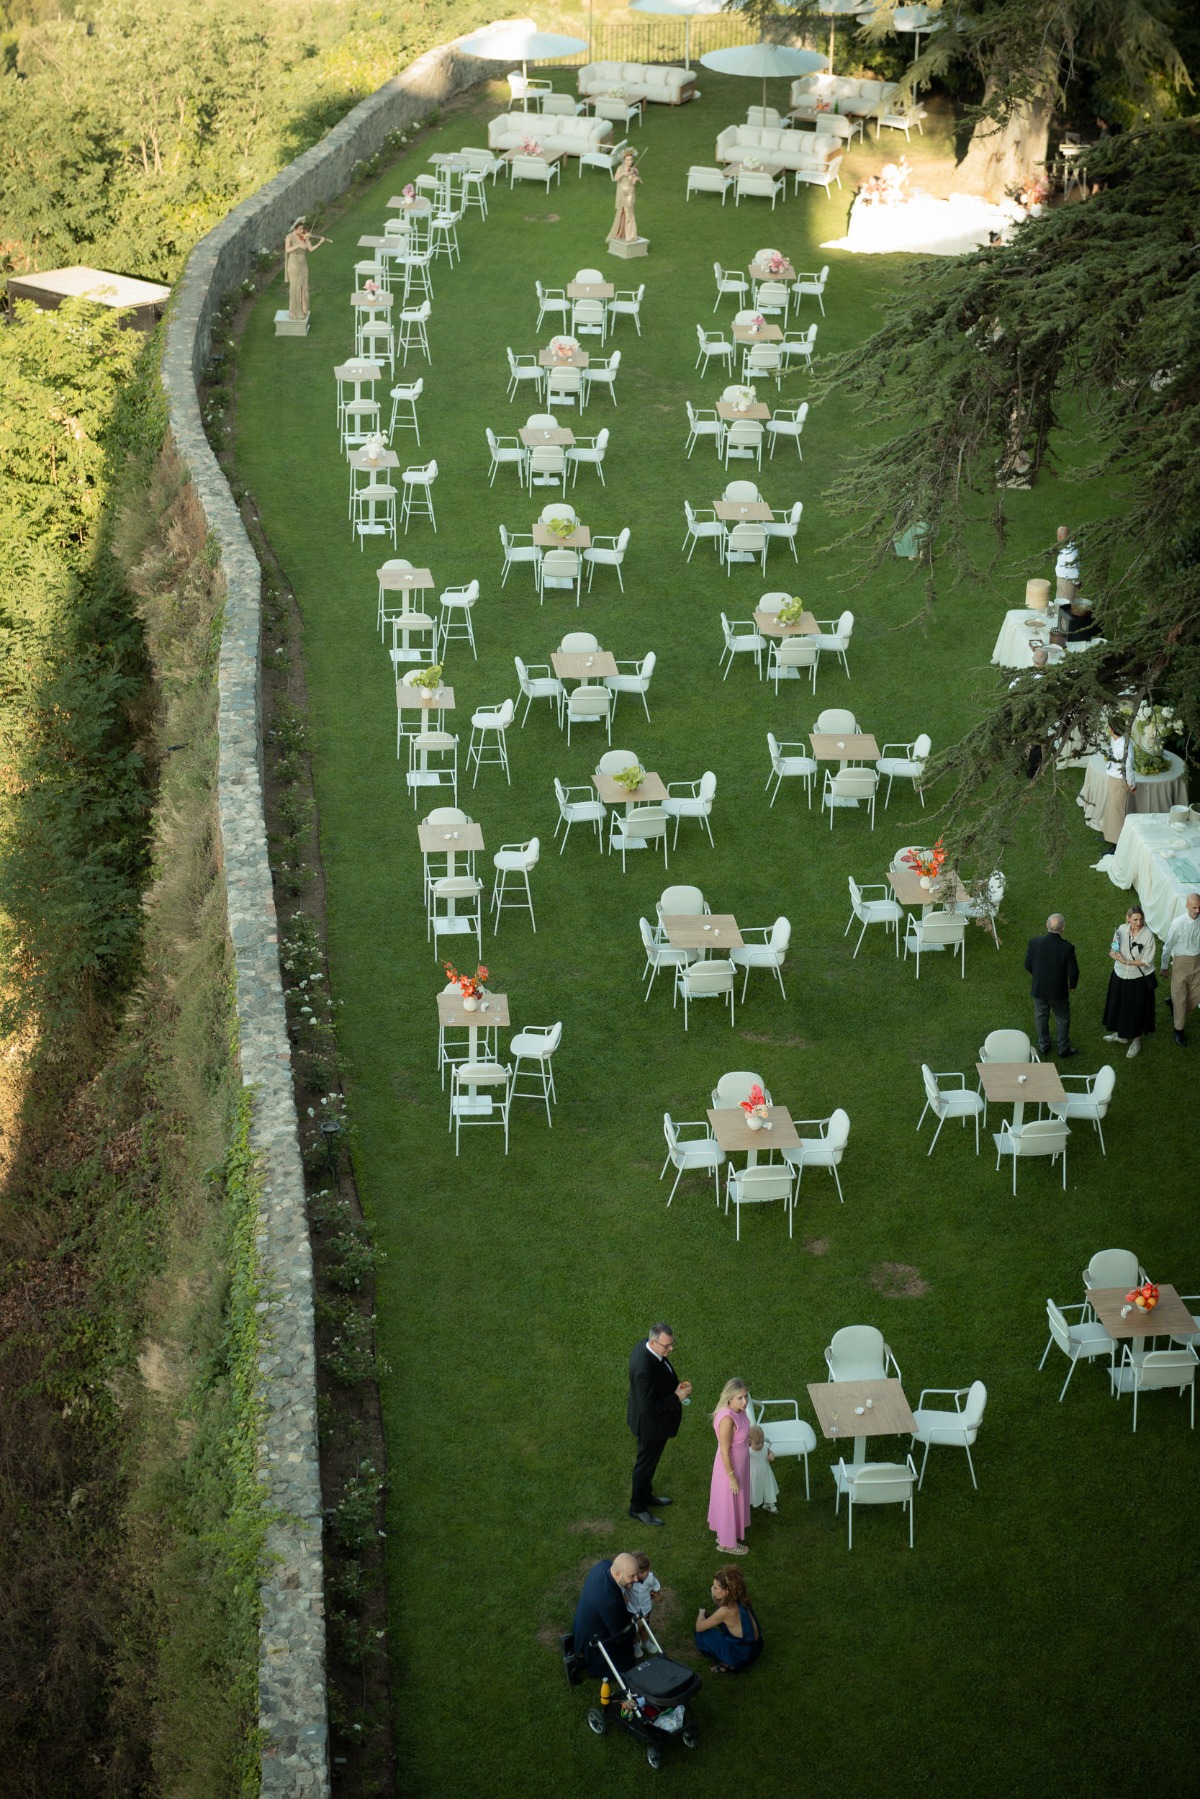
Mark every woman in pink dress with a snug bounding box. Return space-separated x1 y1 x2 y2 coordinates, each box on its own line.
707 1379 752 1555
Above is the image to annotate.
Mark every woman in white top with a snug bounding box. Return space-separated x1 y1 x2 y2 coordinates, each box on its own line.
1102 905 1157 1057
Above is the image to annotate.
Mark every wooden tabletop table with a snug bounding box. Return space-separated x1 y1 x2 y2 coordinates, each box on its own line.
429 152 472 169
888 868 970 907
376 565 433 593
807 1377 917 1467
749 258 795 281
351 289 394 309
533 522 591 548
593 771 667 806
520 426 576 447
538 345 589 369
551 651 617 680
714 499 773 522
418 820 484 878
387 195 432 214
809 732 880 761
504 147 564 167
568 280 614 300
1087 1284 1198 1342
723 161 784 180
718 401 771 422
662 913 743 951
437 988 509 1099
396 686 455 774
349 448 400 473
335 359 382 382
755 608 817 637
707 1103 799 1168
733 321 784 344
975 1059 1065 1129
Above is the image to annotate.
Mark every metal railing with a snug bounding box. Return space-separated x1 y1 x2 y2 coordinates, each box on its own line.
534 17 772 68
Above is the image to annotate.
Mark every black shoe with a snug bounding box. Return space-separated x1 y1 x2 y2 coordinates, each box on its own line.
1060 1046 1080 1058
629 1508 664 1526
1175 1030 1187 1047
647 1495 673 1507
1038 1045 1052 1058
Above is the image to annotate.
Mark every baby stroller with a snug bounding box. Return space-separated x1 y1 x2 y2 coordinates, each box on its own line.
561 1620 701 1770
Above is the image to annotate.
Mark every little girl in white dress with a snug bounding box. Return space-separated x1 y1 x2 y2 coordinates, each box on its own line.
747 1425 779 1513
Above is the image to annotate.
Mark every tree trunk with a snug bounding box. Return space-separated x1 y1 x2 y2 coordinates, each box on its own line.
958 79 1053 198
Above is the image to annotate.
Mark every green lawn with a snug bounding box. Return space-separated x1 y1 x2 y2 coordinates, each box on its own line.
233 77 1199 1797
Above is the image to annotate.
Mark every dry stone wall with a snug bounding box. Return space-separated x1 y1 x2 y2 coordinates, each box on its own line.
160 35 502 1797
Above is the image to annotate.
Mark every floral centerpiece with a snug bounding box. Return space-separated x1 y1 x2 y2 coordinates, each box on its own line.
742 155 762 173
764 251 787 275
901 839 946 888
612 764 646 793
728 384 757 413
442 961 489 1010
402 182 416 204
739 1083 771 1131
861 158 911 209
1010 174 1051 213
550 336 575 361
364 429 385 463
520 137 544 156
748 312 767 334
778 597 807 625
546 515 577 539
1124 701 1179 776
1126 1281 1159 1313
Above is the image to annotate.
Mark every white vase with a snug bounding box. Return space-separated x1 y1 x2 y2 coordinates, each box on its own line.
745 1114 763 1131
462 996 479 1013
919 875 933 890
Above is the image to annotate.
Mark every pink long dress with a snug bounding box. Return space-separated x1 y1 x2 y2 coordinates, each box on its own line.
707 1406 751 1547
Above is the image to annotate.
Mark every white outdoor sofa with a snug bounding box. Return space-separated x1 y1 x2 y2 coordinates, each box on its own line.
790 74 899 123
487 111 612 159
715 123 841 177
577 60 695 105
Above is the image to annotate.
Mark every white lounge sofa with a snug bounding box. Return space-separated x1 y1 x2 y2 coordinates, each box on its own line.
715 123 840 176
487 110 611 159
577 60 695 106
790 74 899 122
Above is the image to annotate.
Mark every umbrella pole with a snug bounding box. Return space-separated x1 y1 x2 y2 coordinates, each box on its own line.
684 17 690 75
829 17 835 72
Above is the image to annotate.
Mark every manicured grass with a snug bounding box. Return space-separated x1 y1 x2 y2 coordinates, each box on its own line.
234 78 1199 1796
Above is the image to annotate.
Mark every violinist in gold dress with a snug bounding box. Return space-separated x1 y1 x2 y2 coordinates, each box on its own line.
607 150 642 244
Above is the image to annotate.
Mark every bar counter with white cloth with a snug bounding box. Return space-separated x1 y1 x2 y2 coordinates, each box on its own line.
1099 813 1200 941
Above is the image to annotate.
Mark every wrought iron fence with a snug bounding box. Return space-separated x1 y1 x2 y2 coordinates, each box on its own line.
536 16 778 68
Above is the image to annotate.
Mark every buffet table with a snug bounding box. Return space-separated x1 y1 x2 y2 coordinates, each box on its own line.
1098 812 1200 939
1078 750 1187 835
990 608 1105 669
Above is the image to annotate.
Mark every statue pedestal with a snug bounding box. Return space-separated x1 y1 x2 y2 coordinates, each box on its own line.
275 310 310 336
608 237 649 260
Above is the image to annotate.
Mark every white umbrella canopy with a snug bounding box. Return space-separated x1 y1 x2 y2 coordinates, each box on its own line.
699 41 828 112
458 19 588 77
627 0 726 75
818 0 873 74
891 4 945 59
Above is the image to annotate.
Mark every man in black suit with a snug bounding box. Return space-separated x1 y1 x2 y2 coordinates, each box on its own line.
572 1554 638 1676
1024 913 1080 1058
627 1321 691 1527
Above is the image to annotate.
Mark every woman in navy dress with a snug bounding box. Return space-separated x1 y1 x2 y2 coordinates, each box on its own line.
694 1565 763 1674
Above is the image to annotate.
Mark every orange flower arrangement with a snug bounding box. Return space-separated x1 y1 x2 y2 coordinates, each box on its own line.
901 839 946 880
442 961 489 1000
739 1084 769 1121
1125 1282 1159 1313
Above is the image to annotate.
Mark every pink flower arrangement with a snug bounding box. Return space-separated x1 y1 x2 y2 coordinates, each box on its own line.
739 1084 770 1122
520 137 543 156
402 182 415 202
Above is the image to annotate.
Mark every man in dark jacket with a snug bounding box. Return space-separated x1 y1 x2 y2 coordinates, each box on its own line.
627 1322 691 1526
572 1555 638 1677
1024 913 1080 1058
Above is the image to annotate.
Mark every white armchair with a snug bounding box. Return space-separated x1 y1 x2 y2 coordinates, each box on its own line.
747 1396 816 1497
783 1109 850 1203
825 1325 900 1384
1049 1065 1116 1155
916 1065 985 1155
604 650 656 723
729 917 790 1001
909 1382 987 1489
993 1118 1069 1193
844 877 902 957
663 770 716 847
1109 1345 1198 1432
766 733 818 807
903 909 967 979
724 1163 795 1240
660 1112 724 1205
832 1455 917 1549
1038 1299 1115 1401
875 733 931 807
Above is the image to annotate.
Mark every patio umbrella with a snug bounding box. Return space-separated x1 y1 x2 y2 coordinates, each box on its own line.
458 20 588 78
699 40 828 114
891 4 944 61
818 0 874 74
627 0 726 76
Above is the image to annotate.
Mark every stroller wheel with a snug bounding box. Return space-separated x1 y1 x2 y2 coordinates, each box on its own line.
646 1746 663 1770
682 1724 699 1749
586 1707 607 1737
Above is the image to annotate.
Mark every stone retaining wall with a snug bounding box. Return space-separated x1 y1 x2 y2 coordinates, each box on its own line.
160 36 500 1798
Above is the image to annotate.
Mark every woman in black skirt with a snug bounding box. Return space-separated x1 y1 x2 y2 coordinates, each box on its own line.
1102 905 1158 1058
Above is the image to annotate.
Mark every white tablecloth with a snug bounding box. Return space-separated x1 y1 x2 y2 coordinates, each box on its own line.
990 609 1105 669
1098 813 1200 939
1078 750 1188 834
822 192 1015 258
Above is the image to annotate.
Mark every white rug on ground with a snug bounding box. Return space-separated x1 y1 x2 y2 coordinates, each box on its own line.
823 191 1019 257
